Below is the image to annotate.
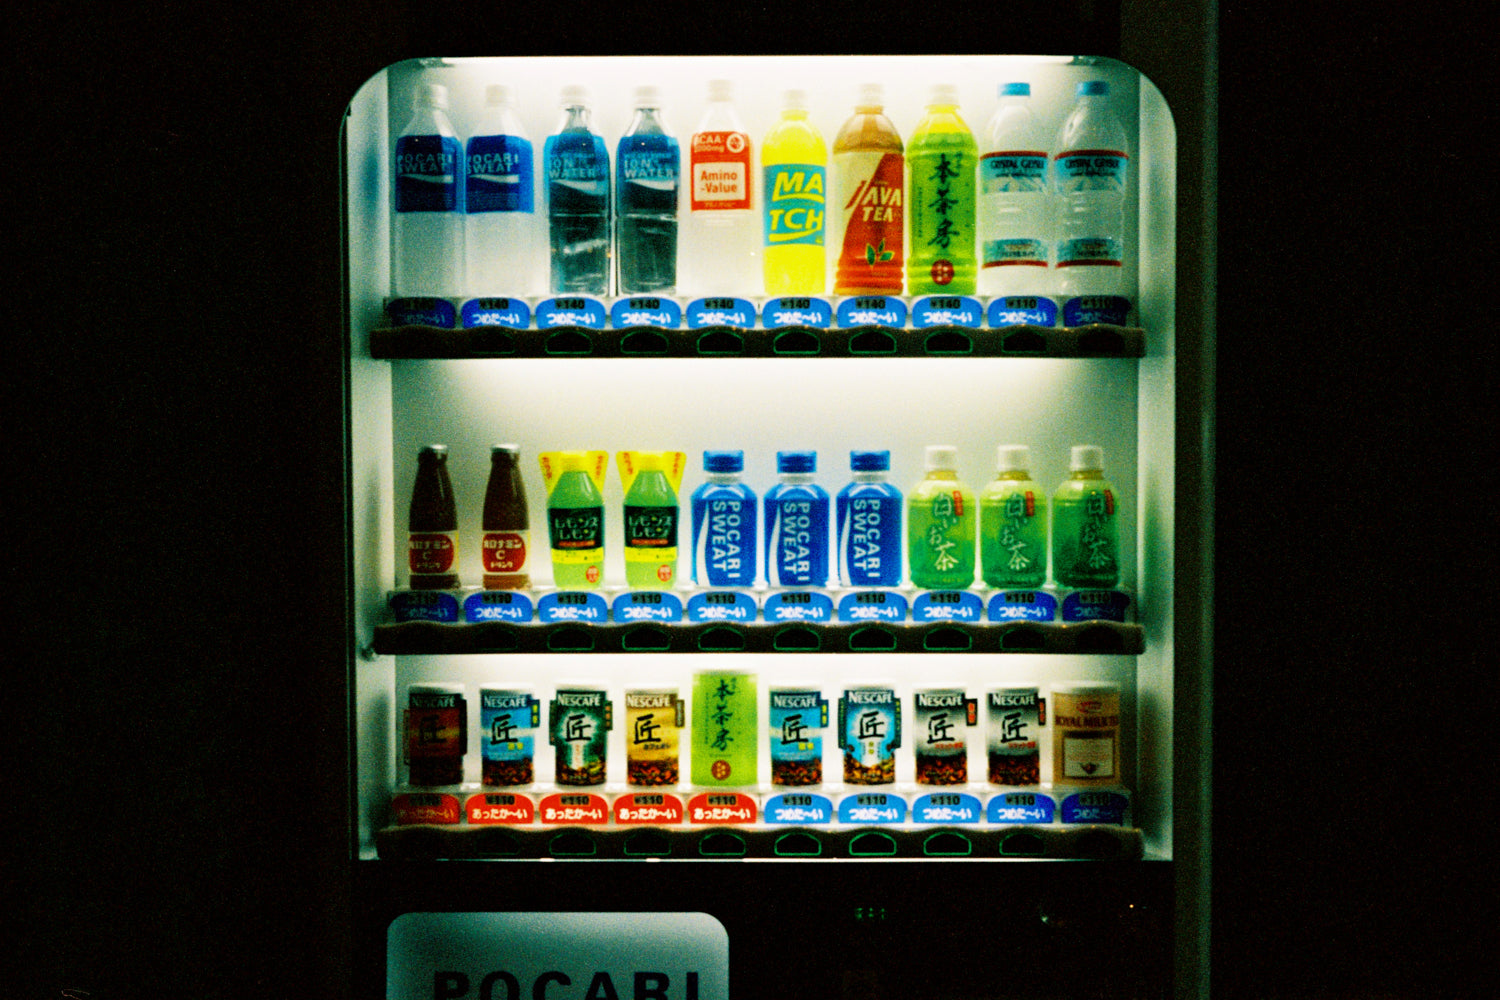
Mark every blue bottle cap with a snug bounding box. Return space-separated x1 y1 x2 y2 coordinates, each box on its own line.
776 451 816 473
850 450 890 472
1078 80 1110 97
1000 82 1031 97
704 449 744 473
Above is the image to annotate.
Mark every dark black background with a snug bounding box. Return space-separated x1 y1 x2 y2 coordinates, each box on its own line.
8 1 1488 997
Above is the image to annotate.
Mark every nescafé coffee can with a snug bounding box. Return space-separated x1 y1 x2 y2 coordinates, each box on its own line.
549 686 611 786
769 687 829 786
625 687 684 786
987 687 1042 785
838 685 900 784
406 683 466 786
1051 683 1121 785
479 687 539 787
913 687 976 785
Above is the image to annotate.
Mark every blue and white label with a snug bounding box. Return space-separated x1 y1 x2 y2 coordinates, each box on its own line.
912 590 984 622
536 296 606 328
913 792 982 824
1054 151 1128 191
764 488 829 587
986 790 1056 824
987 295 1058 327
1057 236 1124 269
981 151 1048 192
686 297 756 329
611 590 684 623
987 589 1058 622
463 590 534 623
836 296 907 329
1060 790 1130 825
394 134 462 212
838 792 906 825
610 296 682 329
764 590 833 622
836 487 902 587
686 590 757 623
1060 589 1131 623
911 295 982 328
387 297 457 329
461 297 531 329
982 238 1049 268
691 488 757 587
389 589 461 623
1063 295 1131 327
836 590 907 623
480 690 539 765
466 134 534 213
763 793 834 825
763 297 832 329
537 590 608 623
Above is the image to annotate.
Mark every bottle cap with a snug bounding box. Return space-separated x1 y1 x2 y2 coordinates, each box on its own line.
1069 445 1104 471
417 83 449 110
777 450 816 474
924 445 958 472
927 83 960 107
633 85 661 108
1078 80 1110 97
560 85 589 106
557 450 591 472
783 88 809 110
995 444 1031 473
485 84 512 107
855 83 883 109
708 79 733 102
850 450 890 472
420 443 449 458
1000 82 1031 97
491 443 520 456
704 450 744 473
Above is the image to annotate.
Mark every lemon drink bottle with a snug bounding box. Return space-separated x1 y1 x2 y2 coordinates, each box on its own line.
1051 444 1120 588
539 450 607 588
907 84 978 294
907 445 976 590
979 444 1047 588
618 450 686 589
762 88 827 295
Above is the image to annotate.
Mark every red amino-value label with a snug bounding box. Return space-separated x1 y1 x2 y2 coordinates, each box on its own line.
691 131 751 211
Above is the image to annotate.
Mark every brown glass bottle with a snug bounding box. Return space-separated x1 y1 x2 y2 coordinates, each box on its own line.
408 444 460 589
481 443 531 590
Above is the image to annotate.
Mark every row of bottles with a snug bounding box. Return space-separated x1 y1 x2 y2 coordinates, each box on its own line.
407 443 1122 593
393 79 1129 302
404 678 1122 792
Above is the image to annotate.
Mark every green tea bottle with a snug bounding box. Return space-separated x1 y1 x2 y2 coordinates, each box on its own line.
541 451 606 589
907 83 978 294
1051 445 1120 588
979 444 1047 588
907 445 976 589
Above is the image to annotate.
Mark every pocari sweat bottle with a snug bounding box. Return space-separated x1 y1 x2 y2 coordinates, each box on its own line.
616 86 680 295
836 450 903 587
392 83 464 297
978 82 1051 298
545 86 611 296
465 85 536 296
1055 81 1130 309
690 450 757 587
764 451 830 588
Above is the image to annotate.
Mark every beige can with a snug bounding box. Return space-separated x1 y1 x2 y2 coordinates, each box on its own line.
1050 683 1122 785
625 687 684 786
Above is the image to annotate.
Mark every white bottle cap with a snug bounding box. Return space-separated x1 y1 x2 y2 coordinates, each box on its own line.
560 85 589 106
924 445 958 471
418 83 449 109
928 83 960 107
1070 445 1104 471
856 83 883 109
783 88 809 110
633 85 661 108
485 84 512 107
708 79 733 102
996 444 1031 473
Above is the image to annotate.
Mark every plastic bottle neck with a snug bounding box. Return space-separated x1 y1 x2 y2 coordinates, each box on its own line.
924 468 958 481
706 471 743 485
779 472 815 485
994 469 1033 482
852 471 888 484
1069 468 1104 480
629 108 667 134
560 106 592 132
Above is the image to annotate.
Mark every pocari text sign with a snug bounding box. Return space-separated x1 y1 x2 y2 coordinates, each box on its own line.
389 911 728 999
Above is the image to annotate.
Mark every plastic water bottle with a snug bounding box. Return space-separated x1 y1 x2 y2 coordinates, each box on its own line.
690 450 757 587
545 86 610 296
907 445 976 590
1054 81 1130 304
978 82 1051 298
616 86 679 295
1051 444 1120 588
907 84 978 295
683 80 758 296
979 444 1047 589
465 85 536 296
832 84 904 296
836 450 903 587
764 451 830 588
761 88 827 296
392 83 464 297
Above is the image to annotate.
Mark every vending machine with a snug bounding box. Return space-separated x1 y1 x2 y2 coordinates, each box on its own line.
339 26 1214 1000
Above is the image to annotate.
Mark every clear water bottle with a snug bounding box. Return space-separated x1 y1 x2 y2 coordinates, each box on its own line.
616 86 679 295
683 79 758 296
545 86 611 296
465 85 537 296
978 82 1051 298
392 83 464 297
1055 81 1130 303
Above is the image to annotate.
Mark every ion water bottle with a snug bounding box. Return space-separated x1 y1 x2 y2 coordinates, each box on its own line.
832 84 904 296
1051 445 1120 588
392 83 464 297
465 85 536 296
836 450 902 587
545 86 610 296
979 444 1046 588
764 451 829 588
907 445 976 590
762 88 827 295
979 82 1051 298
690 450 757 587
684 80 757 296
1055 81 1129 304
616 87 679 294
907 84 977 295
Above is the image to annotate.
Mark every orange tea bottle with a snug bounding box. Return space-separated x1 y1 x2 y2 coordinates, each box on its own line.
832 83 904 295
408 444 460 589
481 443 531 590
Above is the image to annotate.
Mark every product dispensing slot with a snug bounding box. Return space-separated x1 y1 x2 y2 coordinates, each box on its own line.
923 328 973 355
847 327 897 355
695 328 745 355
922 831 973 857
621 625 672 651
848 626 898 652
697 831 747 858
623 829 674 857
1071 829 1124 860
471 828 522 857
847 831 898 857
696 626 745 652
548 830 598 857
543 328 595 355
772 625 821 652
771 328 821 355
1000 327 1048 354
922 626 972 652
1076 325 1126 355
997 625 1046 652
1073 623 1127 654
471 625 521 653
999 831 1046 856
468 329 518 355
546 626 596 652
619 328 670 355
773 831 823 857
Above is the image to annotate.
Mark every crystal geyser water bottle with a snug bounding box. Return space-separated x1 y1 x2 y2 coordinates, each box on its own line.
979 82 1051 298
392 83 464 297
616 86 679 295
465 85 536 295
545 86 610 295
907 84 978 295
832 84 904 295
761 88 827 296
1055 81 1129 305
690 450 757 587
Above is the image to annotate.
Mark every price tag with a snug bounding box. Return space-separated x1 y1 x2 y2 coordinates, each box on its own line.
837 792 907 825
537 792 610 825
461 297 531 329
611 590 684 623
387 297 457 328
1060 589 1131 623
986 589 1057 622
1060 790 1130 825
687 791 758 825
911 295 982 328
912 792 982 824
1062 295 1130 327
610 296 683 329
836 295 907 328
836 590 908 623
614 792 686 825
537 591 608 623
389 590 460 623
535 297 606 329
390 791 462 825
764 590 834 623
762 296 832 329
911 590 983 622
985 790 1056 824
686 590 757 623
464 792 536 825
463 590 534 623
763 792 834 825
686 297 756 329
987 295 1058 327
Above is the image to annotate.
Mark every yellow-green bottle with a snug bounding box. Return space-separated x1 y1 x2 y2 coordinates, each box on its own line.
980 445 1047 588
907 83 978 294
1051 445 1120 588
907 445 976 590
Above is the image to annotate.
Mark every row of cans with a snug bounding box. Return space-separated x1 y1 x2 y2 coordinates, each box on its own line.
404 676 1122 790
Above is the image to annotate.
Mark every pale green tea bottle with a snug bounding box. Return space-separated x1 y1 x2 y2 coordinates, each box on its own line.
979 444 1047 588
1051 445 1120 588
907 445 976 589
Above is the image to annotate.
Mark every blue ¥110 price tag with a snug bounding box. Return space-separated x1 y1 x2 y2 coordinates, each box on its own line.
537 591 608 623
464 590 534 623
